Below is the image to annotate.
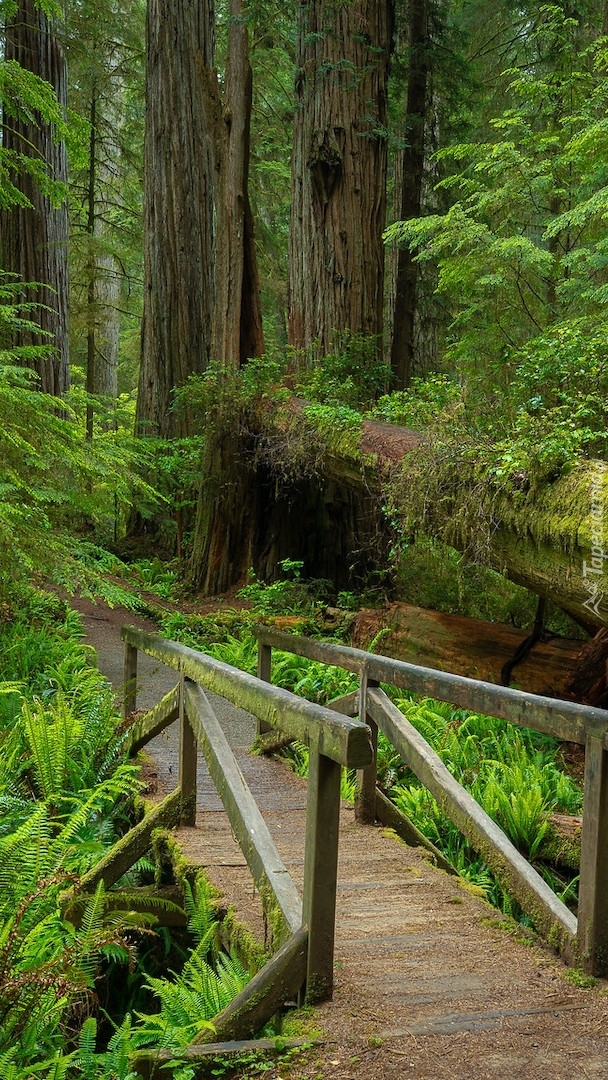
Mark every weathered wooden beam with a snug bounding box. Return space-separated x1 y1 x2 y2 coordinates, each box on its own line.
326 689 359 717
194 925 308 1044
255 626 600 746
184 681 302 941
253 730 296 755
578 734 608 975
367 687 577 955
256 639 273 735
77 788 182 893
302 747 342 1003
374 788 457 875
121 625 372 769
179 675 197 827
129 684 180 755
256 625 366 675
124 640 138 720
131 1036 316 1080
355 670 379 825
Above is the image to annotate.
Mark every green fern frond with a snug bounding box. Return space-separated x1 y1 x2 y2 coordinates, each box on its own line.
102 1015 139 1080
0 803 52 893
0 681 24 696
183 877 219 956
75 1016 98 1079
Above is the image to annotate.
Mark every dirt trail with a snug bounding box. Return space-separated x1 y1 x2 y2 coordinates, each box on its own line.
74 596 608 1080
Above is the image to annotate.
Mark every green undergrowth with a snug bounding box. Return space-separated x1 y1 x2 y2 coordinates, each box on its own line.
75 544 184 612
0 587 143 1076
0 589 261 1079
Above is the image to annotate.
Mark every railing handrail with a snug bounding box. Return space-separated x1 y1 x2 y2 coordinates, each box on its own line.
254 623 608 978
121 622 608 979
121 622 370 1004
121 625 372 769
254 625 608 745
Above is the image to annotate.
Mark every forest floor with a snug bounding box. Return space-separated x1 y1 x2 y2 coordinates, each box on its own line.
74 593 608 1080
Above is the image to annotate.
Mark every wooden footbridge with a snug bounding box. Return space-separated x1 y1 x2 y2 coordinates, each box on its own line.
77 615 608 1078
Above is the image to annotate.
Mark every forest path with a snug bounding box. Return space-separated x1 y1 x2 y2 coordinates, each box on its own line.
74 596 608 1080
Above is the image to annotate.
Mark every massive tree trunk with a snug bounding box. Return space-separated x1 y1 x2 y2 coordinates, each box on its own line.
1 0 69 396
288 0 393 355
390 0 429 390
199 0 264 367
189 0 265 593
136 0 214 439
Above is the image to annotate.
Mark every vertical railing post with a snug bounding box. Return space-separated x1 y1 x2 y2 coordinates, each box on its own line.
578 729 608 974
256 639 273 736
355 667 378 824
302 744 341 1003
124 641 138 722
178 675 197 826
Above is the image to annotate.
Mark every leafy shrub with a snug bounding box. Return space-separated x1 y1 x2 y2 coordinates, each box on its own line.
270 651 357 704
159 609 256 653
369 374 460 429
236 559 330 618
293 330 389 408
129 878 250 1057
0 595 257 1077
0 595 148 1075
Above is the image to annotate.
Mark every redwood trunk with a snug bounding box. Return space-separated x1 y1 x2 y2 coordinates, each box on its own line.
136 0 214 438
190 0 265 592
200 0 264 366
390 0 429 390
1 0 69 396
85 88 121 437
85 91 121 436
259 404 608 630
351 602 585 699
288 0 393 354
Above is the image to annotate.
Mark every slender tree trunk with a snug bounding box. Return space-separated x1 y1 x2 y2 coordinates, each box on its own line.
85 87 121 440
390 0 429 390
86 92 97 440
385 143 404 369
93 255 120 399
136 0 215 438
1 0 69 396
288 0 393 355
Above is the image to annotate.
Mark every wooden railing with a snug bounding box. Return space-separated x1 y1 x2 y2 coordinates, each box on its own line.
120 623 372 1014
255 626 608 976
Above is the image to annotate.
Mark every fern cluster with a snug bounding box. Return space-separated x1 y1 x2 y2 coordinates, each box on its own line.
387 695 583 913
0 591 146 1075
0 594 255 1078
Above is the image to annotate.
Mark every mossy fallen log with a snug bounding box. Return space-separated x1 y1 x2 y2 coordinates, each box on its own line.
262 403 608 630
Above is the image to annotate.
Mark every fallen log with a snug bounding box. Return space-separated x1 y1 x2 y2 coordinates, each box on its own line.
351 602 584 699
260 404 608 630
